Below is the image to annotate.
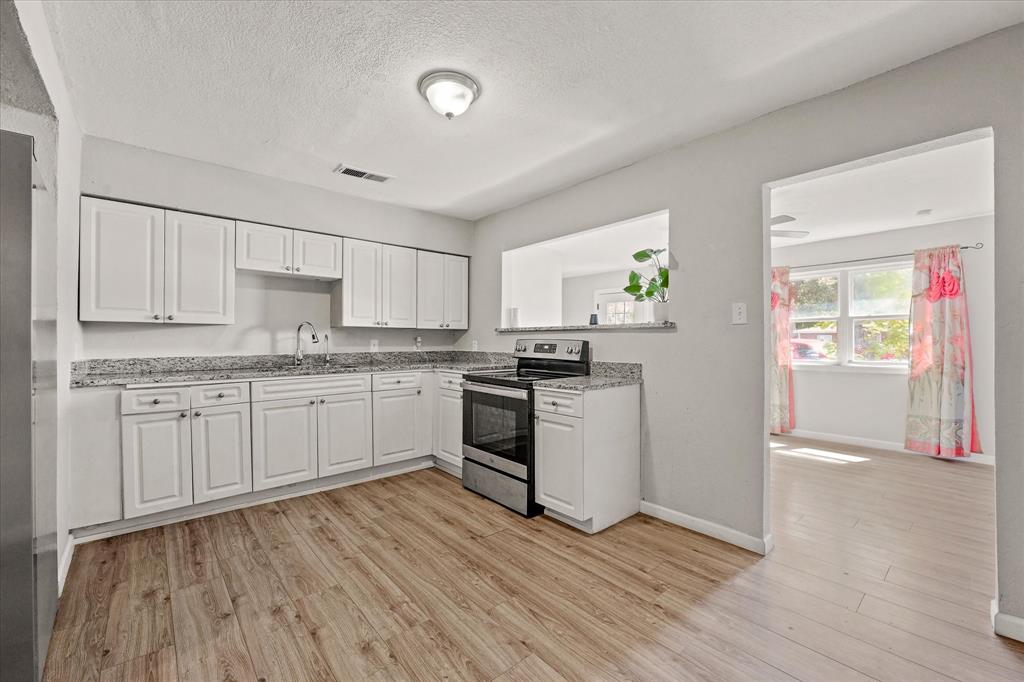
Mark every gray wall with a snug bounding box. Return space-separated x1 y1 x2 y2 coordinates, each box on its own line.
561 269 633 325
463 25 1024 620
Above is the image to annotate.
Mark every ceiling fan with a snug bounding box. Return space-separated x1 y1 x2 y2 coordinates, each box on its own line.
770 214 809 238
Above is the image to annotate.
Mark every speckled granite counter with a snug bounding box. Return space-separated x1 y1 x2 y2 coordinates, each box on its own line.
71 352 642 391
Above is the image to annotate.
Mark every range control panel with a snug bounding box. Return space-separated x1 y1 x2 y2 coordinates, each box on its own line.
513 339 590 361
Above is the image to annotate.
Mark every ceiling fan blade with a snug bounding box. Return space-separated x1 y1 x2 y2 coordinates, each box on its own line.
771 229 810 238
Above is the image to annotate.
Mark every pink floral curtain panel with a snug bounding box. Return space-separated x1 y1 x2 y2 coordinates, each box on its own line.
906 245 981 457
769 266 794 434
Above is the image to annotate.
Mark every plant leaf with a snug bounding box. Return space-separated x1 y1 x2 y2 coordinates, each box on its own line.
632 249 653 262
644 281 661 299
634 295 647 302
628 270 641 286
623 284 643 295
658 267 669 288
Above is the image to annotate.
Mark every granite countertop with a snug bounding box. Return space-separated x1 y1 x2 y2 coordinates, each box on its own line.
71 351 641 392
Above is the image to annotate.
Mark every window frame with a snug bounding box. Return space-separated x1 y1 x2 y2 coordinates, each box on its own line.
788 259 912 372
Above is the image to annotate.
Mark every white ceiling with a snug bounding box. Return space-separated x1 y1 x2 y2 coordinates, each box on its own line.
770 136 993 246
41 1 1023 220
518 211 669 278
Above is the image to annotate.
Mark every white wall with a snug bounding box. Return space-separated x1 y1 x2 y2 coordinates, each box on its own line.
500 246 563 327
561 269 632 325
463 25 1024 622
78 136 474 357
772 216 995 460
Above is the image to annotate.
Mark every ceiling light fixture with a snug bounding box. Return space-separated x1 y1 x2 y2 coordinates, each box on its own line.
418 70 480 120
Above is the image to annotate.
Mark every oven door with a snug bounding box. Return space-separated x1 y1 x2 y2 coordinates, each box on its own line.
462 382 532 480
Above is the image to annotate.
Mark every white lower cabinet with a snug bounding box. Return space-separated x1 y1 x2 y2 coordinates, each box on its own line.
191 403 253 504
435 388 463 467
252 397 318 491
534 411 585 520
318 392 373 476
122 410 193 519
372 387 423 465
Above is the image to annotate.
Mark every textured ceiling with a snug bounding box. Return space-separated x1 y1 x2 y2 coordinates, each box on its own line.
41 1 1024 220
771 136 993 246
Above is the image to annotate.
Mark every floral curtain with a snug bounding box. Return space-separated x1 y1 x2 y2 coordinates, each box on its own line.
769 266 794 434
905 245 981 457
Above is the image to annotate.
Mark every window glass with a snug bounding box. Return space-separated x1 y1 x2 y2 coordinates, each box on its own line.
850 268 912 316
853 319 911 362
792 275 839 319
791 321 838 361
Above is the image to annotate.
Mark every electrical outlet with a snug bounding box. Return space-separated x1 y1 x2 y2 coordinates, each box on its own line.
731 302 748 325
472 340 479 351
369 339 379 352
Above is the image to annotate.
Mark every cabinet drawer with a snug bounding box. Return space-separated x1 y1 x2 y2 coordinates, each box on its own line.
534 389 584 418
372 372 422 391
251 374 371 401
121 387 191 415
191 382 250 407
436 371 463 392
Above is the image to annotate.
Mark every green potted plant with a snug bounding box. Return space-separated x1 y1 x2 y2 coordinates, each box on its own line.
623 248 670 322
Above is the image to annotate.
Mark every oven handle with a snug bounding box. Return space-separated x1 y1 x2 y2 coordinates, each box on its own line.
462 381 529 401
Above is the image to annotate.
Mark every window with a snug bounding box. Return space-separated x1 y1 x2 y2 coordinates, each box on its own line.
789 262 912 367
594 289 652 325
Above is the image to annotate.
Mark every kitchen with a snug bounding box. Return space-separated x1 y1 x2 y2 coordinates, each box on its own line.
3 2 1024 680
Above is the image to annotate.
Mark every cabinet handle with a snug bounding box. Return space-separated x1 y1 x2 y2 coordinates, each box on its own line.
548 400 559 407
153 314 160 320
445 323 450 328
384 321 390 326
396 379 402 384
167 315 175 321
217 392 225 398
152 398 161 405
320 398 326 404
295 266 301 272
439 323 444 328
179 412 187 418
194 411 201 417
309 399 316 405
283 265 291 271
417 389 422 395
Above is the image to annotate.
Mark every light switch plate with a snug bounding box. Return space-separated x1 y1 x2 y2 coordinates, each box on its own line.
369 339 379 352
731 302 748 325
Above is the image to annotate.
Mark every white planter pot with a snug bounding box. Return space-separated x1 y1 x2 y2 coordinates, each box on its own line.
651 301 670 323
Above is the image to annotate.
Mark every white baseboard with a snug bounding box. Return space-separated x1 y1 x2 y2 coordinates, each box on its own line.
994 608 1024 643
57 537 76 595
640 501 771 555
786 429 994 465
433 457 463 479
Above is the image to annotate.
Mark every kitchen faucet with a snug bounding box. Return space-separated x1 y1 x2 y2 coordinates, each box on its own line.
294 321 319 366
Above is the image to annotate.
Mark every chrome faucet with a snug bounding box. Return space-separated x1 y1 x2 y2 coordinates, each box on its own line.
295 321 319 366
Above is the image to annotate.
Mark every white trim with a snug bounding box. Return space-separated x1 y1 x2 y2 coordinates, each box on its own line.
57 538 76 595
994 610 1024 643
72 458 433 543
640 501 772 555
792 362 908 375
432 457 463 479
786 429 994 465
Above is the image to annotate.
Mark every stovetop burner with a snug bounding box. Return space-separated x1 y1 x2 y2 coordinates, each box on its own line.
464 339 591 390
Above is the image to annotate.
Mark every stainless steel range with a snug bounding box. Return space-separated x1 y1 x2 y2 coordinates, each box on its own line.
461 339 591 515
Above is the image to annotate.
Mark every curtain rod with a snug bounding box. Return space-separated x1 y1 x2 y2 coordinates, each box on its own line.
785 242 983 270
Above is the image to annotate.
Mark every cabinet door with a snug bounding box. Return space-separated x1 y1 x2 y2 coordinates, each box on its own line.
435 388 463 467
416 250 445 329
372 388 420 465
79 197 165 322
251 397 318 491
122 411 192 518
382 244 417 328
236 221 292 274
318 392 373 476
341 238 382 327
294 230 344 279
534 412 585 520
165 211 235 324
443 254 469 329
192 403 252 504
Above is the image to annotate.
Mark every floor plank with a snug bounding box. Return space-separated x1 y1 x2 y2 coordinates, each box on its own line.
46 436 1021 681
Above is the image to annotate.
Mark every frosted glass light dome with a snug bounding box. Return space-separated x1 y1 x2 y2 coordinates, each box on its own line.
418 71 480 120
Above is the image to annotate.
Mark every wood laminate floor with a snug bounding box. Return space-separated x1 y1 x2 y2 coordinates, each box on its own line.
45 437 1023 681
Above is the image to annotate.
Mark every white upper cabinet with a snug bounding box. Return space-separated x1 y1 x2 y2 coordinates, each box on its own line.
294 230 344 279
416 251 445 329
382 245 417 328
235 221 293 274
339 238 383 327
79 197 165 323
443 254 469 329
164 211 235 324
416 251 468 329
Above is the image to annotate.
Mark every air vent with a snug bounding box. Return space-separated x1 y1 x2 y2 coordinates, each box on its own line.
332 164 391 183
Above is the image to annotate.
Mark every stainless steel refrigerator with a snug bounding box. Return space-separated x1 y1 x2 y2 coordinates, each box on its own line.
1 129 58 680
